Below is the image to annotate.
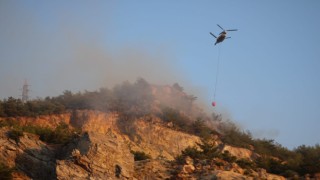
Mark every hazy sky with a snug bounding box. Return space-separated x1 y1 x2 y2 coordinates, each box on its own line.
1 1 319 149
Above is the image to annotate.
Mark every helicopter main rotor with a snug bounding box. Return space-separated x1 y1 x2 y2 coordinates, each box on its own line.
217 24 238 33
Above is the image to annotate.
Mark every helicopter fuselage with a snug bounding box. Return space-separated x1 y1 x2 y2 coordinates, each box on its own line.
215 34 226 45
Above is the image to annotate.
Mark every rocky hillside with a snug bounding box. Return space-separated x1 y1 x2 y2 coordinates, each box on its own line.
1 80 319 179
0 110 288 180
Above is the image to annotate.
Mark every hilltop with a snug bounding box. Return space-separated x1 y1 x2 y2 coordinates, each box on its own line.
0 79 319 179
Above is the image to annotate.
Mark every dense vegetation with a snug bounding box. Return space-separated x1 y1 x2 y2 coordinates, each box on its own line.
176 140 236 165
160 107 215 140
0 78 153 118
0 119 78 144
0 78 319 177
159 96 320 177
218 120 320 177
176 138 320 178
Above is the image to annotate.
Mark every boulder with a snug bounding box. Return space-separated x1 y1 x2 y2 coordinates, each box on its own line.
185 156 193 165
182 164 195 174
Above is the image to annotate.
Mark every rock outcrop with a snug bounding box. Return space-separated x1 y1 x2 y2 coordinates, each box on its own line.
220 144 260 160
56 131 134 179
0 127 56 180
69 110 201 160
123 118 201 160
0 110 201 179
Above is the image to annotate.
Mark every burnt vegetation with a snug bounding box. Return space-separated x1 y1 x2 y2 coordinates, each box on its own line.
0 78 319 177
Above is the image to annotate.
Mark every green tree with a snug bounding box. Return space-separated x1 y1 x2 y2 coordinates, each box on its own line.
3 97 26 117
191 118 212 139
220 124 253 149
0 100 6 117
175 146 203 164
294 144 320 175
255 156 288 175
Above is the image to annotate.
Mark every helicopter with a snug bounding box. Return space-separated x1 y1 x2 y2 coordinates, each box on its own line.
210 24 237 45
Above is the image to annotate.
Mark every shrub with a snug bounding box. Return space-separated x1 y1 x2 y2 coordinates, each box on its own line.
6 122 78 145
191 118 213 140
244 169 253 176
220 127 253 149
175 140 220 165
131 151 151 161
236 158 256 169
176 146 203 164
255 156 288 175
160 107 191 131
32 122 76 144
0 119 19 128
197 141 220 159
0 163 13 180
281 170 299 178
7 129 23 143
220 150 237 163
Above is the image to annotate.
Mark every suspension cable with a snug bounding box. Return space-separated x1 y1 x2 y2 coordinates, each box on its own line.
213 44 222 102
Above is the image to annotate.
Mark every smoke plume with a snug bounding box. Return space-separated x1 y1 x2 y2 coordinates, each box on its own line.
0 1 185 100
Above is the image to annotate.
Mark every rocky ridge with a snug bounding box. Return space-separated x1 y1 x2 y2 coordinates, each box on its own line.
0 110 286 179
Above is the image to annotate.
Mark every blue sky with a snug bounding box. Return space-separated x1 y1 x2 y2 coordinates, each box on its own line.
0 1 319 149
